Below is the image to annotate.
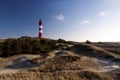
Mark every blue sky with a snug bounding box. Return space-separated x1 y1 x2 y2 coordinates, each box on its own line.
0 0 120 42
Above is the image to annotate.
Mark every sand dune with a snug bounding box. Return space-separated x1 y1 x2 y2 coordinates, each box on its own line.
0 43 120 80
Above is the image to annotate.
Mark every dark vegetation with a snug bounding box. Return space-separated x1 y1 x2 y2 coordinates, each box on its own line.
0 36 74 57
86 40 91 44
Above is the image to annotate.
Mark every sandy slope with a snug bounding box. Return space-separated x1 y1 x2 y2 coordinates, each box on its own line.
0 54 40 74
0 43 120 80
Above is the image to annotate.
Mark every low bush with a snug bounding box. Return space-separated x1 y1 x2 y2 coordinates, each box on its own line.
0 36 58 57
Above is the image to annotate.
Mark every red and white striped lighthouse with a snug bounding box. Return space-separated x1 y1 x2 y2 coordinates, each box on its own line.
39 19 43 38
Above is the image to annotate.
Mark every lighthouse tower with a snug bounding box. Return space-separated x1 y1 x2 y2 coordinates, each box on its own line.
39 19 43 38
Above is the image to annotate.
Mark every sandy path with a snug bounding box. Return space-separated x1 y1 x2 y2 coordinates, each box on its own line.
0 69 20 74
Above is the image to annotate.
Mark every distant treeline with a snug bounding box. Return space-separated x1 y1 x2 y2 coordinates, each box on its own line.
0 36 74 57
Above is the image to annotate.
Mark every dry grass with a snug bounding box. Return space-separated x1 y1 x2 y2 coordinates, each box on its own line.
93 42 120 55
0 70 113 80
71 43 120 58
0 39 4 43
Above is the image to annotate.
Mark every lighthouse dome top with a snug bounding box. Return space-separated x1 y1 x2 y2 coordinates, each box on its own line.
39 19 42 26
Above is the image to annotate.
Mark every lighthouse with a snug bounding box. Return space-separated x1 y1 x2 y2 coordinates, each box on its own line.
39 19 43 38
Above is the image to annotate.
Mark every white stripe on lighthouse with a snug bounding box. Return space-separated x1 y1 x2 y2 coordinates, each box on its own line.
40 25 42 28
40 30 43 33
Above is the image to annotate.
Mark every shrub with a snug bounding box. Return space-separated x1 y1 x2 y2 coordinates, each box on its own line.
0 37 59 57
86 40 91 44
57 39 66 43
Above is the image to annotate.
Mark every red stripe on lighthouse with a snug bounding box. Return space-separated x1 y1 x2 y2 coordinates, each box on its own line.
39 19 42 26
39 32 42 38
39 28 42 30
